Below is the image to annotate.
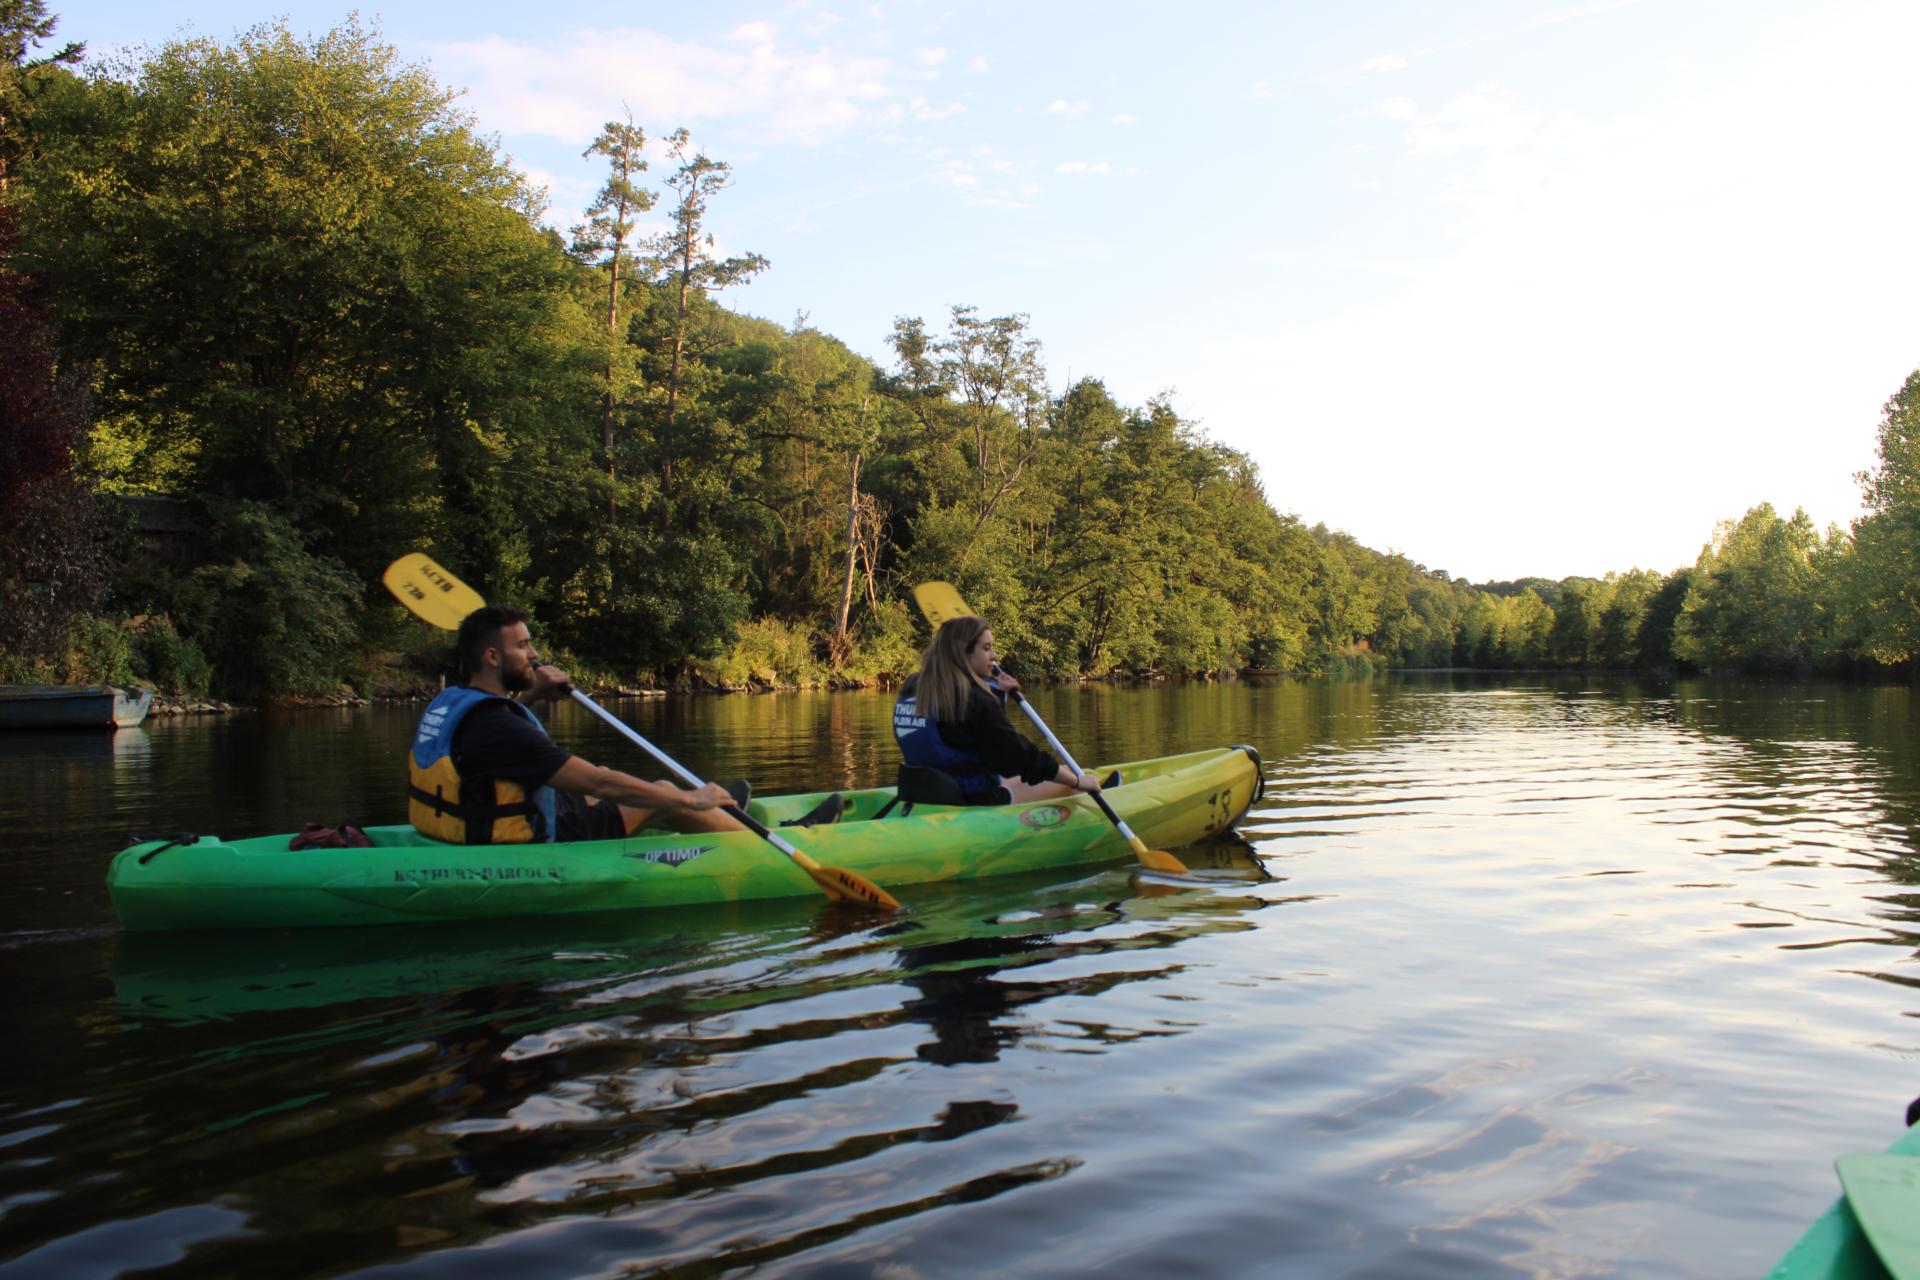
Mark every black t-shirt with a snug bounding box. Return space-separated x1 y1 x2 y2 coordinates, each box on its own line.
451 698 573 794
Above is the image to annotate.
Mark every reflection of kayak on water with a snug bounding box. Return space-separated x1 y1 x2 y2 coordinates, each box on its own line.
110 901 804 1023
110 841 1275 1025
107 746 1263 931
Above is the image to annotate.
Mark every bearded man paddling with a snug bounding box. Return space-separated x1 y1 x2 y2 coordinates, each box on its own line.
408 605 743 845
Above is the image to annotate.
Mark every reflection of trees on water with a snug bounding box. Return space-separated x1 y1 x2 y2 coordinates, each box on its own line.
1661 680 1920 890
46 878 1268 1275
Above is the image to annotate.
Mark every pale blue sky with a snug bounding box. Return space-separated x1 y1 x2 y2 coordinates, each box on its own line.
46 0 1920 581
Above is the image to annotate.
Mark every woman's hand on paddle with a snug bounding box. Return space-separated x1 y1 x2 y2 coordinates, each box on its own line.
991 670 1023 694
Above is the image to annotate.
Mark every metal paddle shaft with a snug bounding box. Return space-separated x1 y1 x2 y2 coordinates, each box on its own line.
994 674 1187 874
567 690 771 837
910 581 1188 875
566 691 901 911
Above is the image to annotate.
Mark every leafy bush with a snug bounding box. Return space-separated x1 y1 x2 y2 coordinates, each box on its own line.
0 614 132 685
59 614 135 684
699 617 829 689
837 598 923 684
143 502 363 698
127 614 212 697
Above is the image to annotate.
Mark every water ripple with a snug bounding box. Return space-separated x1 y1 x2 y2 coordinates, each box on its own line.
2 678 1918 1277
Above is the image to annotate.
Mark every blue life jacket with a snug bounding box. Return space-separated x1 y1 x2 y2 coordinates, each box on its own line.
408 686 559 844
892 677 1004 798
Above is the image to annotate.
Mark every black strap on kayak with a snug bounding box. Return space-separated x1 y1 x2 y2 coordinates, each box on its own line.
129 832 198 864
1231 744 1267 803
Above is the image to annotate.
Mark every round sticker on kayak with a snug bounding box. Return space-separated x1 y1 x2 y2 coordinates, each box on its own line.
1019 804 1072 829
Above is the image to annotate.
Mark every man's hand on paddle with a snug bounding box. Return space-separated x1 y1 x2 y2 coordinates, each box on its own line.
520 659 571 705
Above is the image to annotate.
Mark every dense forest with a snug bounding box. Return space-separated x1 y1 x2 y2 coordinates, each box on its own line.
2 12 1916 698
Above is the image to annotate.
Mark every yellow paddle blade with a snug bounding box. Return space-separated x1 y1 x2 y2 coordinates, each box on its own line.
910 581 974 629
789 850 903 912
383 553 486 631
1129 837 1190 875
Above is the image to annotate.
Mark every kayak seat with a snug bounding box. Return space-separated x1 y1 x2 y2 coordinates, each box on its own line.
872 764 967 819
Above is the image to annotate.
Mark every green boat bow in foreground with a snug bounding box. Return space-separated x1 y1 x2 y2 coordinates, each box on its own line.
1769 1117 1920 1280
108 746 1262 930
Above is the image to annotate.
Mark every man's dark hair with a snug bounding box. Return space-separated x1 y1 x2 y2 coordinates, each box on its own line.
455 605 527 683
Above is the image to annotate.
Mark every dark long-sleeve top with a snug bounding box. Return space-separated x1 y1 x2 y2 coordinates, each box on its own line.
908 676 1060 785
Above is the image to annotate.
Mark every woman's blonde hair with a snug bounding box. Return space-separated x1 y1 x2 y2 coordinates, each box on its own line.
913 616 994 724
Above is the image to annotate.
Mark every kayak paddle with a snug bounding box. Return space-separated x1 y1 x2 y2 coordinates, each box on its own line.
383 551 485 629
909 581 1189 874
560 687 899 910
381 552 902 912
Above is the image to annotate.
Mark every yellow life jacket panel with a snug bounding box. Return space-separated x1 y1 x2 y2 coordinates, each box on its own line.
407 686 557 845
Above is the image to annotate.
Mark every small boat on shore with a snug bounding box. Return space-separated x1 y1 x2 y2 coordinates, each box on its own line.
107 745 1263 930
0 684 153 730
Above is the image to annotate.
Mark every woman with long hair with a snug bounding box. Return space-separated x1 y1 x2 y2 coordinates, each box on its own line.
893 615 1102 804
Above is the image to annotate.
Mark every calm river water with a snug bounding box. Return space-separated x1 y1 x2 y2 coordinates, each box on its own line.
1 675 1917 1278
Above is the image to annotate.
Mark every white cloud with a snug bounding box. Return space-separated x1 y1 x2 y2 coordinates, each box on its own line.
912 46 948 66
798 9 845 38
930 146 1037 207
1111 113 1137 125
1056 159 1113 175
968 54 989 73
1252 80 1273 101
1345 96 1419 122
432 25 918 148
1362 54 1408 74
1046 98 1091 116
909 97 966 121
1397 83 1543 159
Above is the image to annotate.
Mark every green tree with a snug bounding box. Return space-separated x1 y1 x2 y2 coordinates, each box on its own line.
1595 569 1662 667
1501 589 1554 666
1548 577 1611 667
641 128 767 525
1636 568 1692 668
0 0 80 189
573 113 651 508
1846 369 1920 663
17 19 581 595
1674 504 1832 670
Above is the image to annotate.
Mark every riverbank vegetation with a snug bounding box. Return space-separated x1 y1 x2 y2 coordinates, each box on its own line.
3 12 1915 698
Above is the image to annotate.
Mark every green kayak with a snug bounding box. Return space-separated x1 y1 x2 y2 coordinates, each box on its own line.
1770 1117 1920 1280
108 746 1262 931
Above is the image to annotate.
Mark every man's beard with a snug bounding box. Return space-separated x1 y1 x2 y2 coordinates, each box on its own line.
501 659 534 694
